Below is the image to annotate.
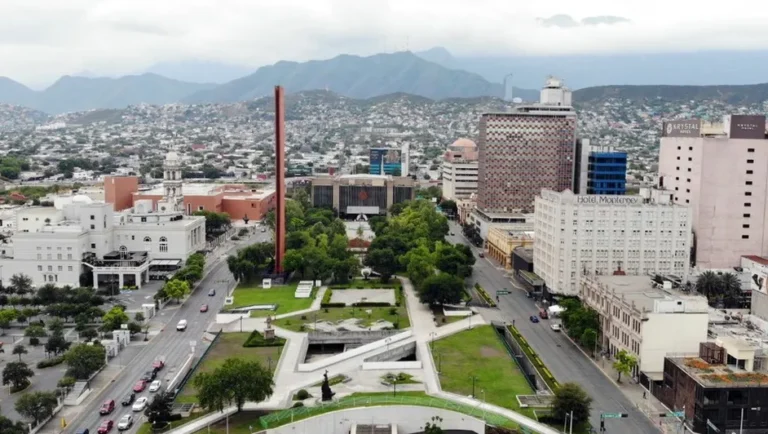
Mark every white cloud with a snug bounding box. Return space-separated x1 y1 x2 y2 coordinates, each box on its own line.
1 0 767 87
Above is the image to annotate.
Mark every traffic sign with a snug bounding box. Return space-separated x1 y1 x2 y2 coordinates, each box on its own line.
601 413 627 419
497 290 510 295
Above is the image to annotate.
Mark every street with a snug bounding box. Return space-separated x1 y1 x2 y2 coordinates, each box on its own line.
447 222 659 434
61 228 271 434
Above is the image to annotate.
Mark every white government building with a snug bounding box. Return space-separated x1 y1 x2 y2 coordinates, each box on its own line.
0 160 205 289
533 188 692 296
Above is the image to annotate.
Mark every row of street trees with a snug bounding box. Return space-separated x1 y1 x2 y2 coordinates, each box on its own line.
364 200 475 305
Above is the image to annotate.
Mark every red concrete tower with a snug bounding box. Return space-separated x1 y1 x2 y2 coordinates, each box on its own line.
274 86 286 273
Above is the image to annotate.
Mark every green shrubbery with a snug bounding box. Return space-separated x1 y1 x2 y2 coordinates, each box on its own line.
242 330 286 348
508 326 559 391
36 356 65 369
474 283 497 307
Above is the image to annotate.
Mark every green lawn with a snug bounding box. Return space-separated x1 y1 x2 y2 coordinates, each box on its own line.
229 282 316 317
176 333 283 404
432 325 533 412
272 304 409 332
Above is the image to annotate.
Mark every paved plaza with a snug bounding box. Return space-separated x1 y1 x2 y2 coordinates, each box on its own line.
329 288 396 306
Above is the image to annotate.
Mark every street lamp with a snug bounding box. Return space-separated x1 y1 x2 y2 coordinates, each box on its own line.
740 407 761 433
470 375 478 398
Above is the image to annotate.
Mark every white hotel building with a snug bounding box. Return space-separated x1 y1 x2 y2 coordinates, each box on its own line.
533 188 692 296
0 167 205 289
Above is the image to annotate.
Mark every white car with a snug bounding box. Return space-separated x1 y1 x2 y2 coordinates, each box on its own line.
132 397 148 412
117 414 134 431
176 319 187 331
149 380 162 392
550 323 562 332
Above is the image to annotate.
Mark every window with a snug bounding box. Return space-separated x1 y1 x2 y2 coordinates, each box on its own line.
91 243 96 249
143 236 152 242
68 266 73 271
747 159 754 164
675 177 679 180
159 236 168 253
688 157 692 161
742 235 750 239
67 254 72 260
58 266 62 271
687 178 691 182
131 235 135 240
676 167 680 170
745 203 752 207
747 170 754 174
47 266 52 271
90 215 95 220
746 192 752 196
744 214 751 218
747 181 753 185
57 254 61 260
37 265 42 271
676 156 680 160
743 224 750 229
198 206 204 211
686 189 690 193
689 146 693 151
37 253 41 260
748 148 755 153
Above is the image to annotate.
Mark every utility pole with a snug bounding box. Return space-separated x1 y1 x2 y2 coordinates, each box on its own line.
470 375 478 398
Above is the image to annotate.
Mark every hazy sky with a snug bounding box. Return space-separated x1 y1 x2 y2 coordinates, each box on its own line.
2 0 767 86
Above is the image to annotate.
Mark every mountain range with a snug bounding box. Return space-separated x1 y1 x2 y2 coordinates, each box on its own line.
415 47 768 89
4 48 768 114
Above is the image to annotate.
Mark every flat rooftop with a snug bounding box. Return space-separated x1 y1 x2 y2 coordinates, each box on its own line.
590 275 709 313
668 356 768 388
138 183 274 199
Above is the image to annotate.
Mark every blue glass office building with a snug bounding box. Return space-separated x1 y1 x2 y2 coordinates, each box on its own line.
587 152 627 195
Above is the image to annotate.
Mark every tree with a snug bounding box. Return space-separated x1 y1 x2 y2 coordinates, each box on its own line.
127 321 142 335
695 271 721 301
194 357 274 413
193 210 232 236
434 243 473 278
0 415 26 434
364 248 398 283
12 344 27 361
9 274 33 295
282 249 305 276
14 391 58 425
47 317 64 334
440 199 457 216
291 188 311 211
102 306 129 330
25 324 47 342
45 332 70 356
551 382 593 425
418 273 465 306
2 361 34 391
64 343 106 379
720 272 743 306
163 279 190 303
145 391 174 426
423 416 444 434
612 350 638 383
134 312 145 323
0 308 18 334
80 328 98 342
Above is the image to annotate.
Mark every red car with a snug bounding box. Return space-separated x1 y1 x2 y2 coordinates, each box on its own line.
200 304 209 313
152 360 164 371
98 420 114 434
132 380 147 392
99 399 115 415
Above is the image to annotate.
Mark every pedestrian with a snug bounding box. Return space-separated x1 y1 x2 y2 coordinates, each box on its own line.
512 319 515 327
643 390 647 399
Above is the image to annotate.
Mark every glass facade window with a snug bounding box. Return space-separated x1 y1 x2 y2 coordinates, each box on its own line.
587 152 627 195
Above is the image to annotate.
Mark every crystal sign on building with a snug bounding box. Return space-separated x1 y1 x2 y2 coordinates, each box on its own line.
729 114 766 139
662 119 701 137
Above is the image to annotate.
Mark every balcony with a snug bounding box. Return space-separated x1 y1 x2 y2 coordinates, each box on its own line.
82 250 150 272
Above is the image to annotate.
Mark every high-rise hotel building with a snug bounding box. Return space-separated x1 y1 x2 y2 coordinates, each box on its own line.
477 77 577 213
658 115 768 269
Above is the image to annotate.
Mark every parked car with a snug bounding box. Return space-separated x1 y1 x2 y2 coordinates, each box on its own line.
176 319 188 331
99 400 115 415
529 315 540 323
538 308 549 319
132 397 148 412
117 415 133 431
260 228 266 233
132 380 147 392
149 380 162 392
550 323 561 332
200 304 209 313
152 359 165 371
75 429 90 434
208 288 216 296
141 370 156 382
97 420 113 434
121 393 135 406
478 252 485 258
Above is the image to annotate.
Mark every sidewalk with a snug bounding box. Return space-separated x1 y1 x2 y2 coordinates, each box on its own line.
561 332 674 431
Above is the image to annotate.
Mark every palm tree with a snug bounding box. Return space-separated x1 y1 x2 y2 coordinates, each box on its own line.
12 344 27 361
720 273 743 307
695 271 721 300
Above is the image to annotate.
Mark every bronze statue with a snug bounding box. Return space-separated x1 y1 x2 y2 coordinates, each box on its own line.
321 370 335 401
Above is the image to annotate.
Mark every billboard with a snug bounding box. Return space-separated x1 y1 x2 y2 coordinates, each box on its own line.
662 119 701 137
730 115 766 139
369 148 402 176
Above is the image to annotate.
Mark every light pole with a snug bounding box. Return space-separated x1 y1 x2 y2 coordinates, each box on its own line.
470 375 478 398
740 407 761 433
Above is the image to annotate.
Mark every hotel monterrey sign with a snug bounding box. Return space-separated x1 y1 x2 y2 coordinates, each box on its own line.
576 195 641 205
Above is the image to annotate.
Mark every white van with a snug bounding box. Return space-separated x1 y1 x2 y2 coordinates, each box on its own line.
176 319 187 331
